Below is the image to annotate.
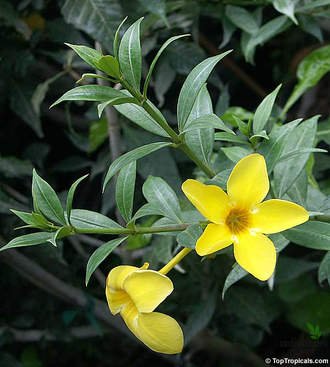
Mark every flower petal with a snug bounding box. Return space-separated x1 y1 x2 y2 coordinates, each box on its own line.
124 270 173 313
227 154 269 209
182 179 230 224
106 288 131 315
137 312 184 354
107 265 138 291
196 223 233 256
252 199 309 234
234 233 276 281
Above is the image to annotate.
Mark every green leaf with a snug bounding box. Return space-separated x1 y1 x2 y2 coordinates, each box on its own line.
222 107 253 127
66 174 89 227
177 51 232 130
253 84 281 134
249 130 269 145
206 169 232 191
272 0 298 25
275 256 319 283
61 0 122 53
185 85 214 166
65 43 102 69
32 170 66 225
97 55 121 79
85 236 127 285
97 97 138 118
225 6 259 35
181 113 233 134
233 116 249 135
89 118 108 152
245 16 291 63
297 0 330 12
177 225 203 249
310 335 317 339
222 264 248 299
278 148 327 163
315 325 320 335
274 116 318 197
119 17 143 91
283 46 330 114
77 73 116 84
214 132 250 145
258 119 302 173
31 212 53 229
298 15 323 43
113 17 127 60
287 169 308 207
0 232 54 252
114 91 169 137
307 323 315 332
284 221 330 250
142 176 182 223
50 86 128 108
103 142 172 191
221 146 253 163
129 203 165 224
116 161 136 222
143 34 189 97
69 209 122 229
318 251 330 286
139 0 168 25
11 210 34 225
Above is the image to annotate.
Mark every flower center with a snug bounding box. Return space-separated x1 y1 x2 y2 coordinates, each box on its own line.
225 208 251 235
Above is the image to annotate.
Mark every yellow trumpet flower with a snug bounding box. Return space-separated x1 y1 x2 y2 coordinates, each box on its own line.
182 154 309 281
105 262 183 354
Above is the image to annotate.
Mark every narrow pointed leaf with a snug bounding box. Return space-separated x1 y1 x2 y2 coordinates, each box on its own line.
113 17 128 60
47 226 71 247
0 232 53 252
68 209 122 229
214 132 250 145
181 114 233 134
103 142 172 191
32 170 66 225
225 5 259 35
65 43 102 69
66 174 89 226
119 17 143 91
128 203 165 224
273 0 298 25
98 97 138 118
86 236 127 286
116 161 136 222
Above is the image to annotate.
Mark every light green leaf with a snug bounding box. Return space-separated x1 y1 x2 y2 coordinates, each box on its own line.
214 132 250 145
221 107 253 127
274 116 318 197
97 55 121 79
233 116 249 135
273 0 298 25
284 221 330 250
142 176 182 223
50 85 128 108
85 237 127 285
65 43 102 69
61 0 122 53
283 46 330 114
225 5 259 34
116 161 136 222
0 232 53 252
253 84 281 134
221 146 253 163
114 91 169 137
66 174 89 226
181 114 233 134
103 142 172 191
47 226 71 247
177 225 203 250
177 51 232 130
119 17 143 91
258 119 302 173
97 97 138 118
32 170 66 225
69 209 122 229
113 17 127 60
143 34 189 97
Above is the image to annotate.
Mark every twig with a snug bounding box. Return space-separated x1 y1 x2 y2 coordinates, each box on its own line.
199 34 268 99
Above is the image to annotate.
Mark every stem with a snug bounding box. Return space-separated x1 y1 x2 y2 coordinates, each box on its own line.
119 79 215 178
159 247 193 275
74 224 189 236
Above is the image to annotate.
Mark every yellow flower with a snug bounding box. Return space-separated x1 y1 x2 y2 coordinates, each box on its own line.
105 262 183 354
182 154 309 281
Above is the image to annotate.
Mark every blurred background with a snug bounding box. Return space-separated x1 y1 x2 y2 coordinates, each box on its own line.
1 0 330 366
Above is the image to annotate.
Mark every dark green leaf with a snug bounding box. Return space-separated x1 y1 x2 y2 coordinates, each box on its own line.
85 236 127 285
129 203 164 224
119 17 143 91
103 142 172 191
97 97 138 118
177 225 203 249
47 227 71 247
32 170 66 225
66 174 89 226
225 6 259 34
0 232 53 252
284 221 330 250
69 209 122 229
318 251 330 286
116 161 136 222
222 264 248 299
177 51 232 130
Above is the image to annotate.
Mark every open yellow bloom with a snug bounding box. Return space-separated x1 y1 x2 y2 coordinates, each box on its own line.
182 154 309 281
105 262 183 354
